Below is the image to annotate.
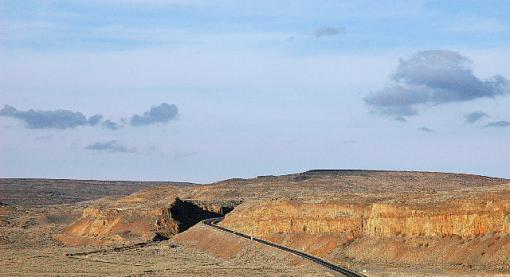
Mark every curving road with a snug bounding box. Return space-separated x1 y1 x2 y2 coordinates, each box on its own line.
202 217 365 277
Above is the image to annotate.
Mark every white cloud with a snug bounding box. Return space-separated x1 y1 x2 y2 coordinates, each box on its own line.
365 50 509 117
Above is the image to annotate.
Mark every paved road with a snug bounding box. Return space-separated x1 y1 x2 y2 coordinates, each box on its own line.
202 217 365 277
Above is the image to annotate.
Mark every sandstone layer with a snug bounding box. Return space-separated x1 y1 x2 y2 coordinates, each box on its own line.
221 189 510 269
222 194 510 238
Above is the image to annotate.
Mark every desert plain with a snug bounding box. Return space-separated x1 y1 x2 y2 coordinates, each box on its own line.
2 170 510 276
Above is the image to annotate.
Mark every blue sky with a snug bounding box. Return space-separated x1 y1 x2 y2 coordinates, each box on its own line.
1 0 509 182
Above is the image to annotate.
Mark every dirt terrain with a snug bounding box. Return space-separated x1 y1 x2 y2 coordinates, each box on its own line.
0 178 191 205
1 170 510 276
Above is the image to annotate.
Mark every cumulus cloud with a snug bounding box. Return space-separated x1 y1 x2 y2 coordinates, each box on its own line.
87 114 103 126
465 111 488 124
364 50 510 118
85 140 134 153
486 121 510 128
129 103 178 126
314 26 346 38
0 103 179 130
0 105 89 129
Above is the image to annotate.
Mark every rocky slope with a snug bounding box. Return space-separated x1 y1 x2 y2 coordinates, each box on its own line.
57 187 232 245
220 188 510 270
56 170 510 273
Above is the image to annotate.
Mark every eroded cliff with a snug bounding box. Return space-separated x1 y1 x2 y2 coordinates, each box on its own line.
57 171 510 271
220 190 510 269
57 186 229 246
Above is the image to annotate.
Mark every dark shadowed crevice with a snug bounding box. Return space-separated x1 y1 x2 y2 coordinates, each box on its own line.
152 198 239 241
152 233 169 242
170 198 222 232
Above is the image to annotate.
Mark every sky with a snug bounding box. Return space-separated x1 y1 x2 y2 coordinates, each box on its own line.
1 0 509 183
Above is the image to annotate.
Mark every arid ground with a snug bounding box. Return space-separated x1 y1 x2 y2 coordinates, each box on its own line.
2 170 510 276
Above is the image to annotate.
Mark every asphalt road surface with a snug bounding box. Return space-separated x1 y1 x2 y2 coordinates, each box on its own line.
202 217 365 277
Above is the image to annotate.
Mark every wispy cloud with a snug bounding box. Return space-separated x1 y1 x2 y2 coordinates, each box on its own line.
450 19 509 34
465 111 488 124
85 140 135 153
314 26 347 38
173 150 198 159
102 120 122 130
364 50 510 118
419 127 433 133
486 121 510 128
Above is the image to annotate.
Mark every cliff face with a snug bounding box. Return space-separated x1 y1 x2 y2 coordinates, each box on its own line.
222 197 510 239
221 200 364 237
58 196 225 246
220 193 510 268
59 206 174 245
365 201 510 238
